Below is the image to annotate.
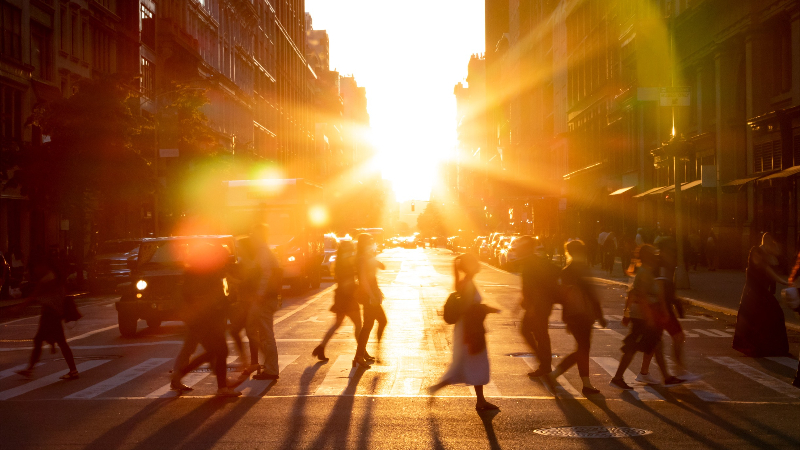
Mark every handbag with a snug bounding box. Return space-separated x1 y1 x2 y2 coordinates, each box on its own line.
62 296 82 323
781 287 800 310
443 292 463 324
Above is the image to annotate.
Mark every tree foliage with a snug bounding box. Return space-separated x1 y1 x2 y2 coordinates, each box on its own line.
417 202 446 237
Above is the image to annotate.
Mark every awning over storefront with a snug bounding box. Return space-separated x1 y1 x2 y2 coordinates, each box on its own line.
609 186 636 196
660 179 703 193
758 165 800 181
632 186 668 198
722 176 761 191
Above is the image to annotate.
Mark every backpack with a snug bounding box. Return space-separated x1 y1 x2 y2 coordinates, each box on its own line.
443 292 464 324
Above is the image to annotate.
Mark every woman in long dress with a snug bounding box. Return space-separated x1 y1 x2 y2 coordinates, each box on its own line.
427 253 500 411
312 240 362 361
733 232 790 357
353 234 385 368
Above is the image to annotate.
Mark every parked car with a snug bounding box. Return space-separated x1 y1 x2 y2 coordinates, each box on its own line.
477 238 492 261
115 235 239 337
87 239 143 293
494 237 513 265
499 235 534 270
321 233 339 279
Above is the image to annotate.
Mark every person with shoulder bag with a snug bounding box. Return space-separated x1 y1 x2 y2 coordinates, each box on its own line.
15 260 79 380
353 234 386 368
427 253 501 411
547 240 607 395
611 245 685 390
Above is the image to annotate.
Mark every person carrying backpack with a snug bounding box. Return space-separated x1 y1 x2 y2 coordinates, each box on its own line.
15 260 79 380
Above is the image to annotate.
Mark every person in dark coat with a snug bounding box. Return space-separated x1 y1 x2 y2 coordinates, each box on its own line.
15 261 78 380
313 240 362 361
788 251 800 388
514 236 560 378
733 233 790 357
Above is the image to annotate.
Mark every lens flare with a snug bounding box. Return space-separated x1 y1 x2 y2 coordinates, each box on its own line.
308 204 329 227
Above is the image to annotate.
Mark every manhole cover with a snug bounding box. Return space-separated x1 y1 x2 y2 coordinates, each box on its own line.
533 426 653 438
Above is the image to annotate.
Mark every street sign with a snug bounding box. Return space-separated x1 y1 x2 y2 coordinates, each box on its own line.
159 148 179 157
659 87 691 106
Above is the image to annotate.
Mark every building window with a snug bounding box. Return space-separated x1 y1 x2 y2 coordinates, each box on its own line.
93 29 111 73
140 57 154 100
769 17 792 96
141 4 154 49
71 12 79 57
0 85 22 141
1 3 21 61
31 23 52 80
60 6 68 52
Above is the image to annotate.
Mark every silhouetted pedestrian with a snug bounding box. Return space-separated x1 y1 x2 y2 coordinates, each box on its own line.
171 242 240 397
249 224 283 380
705 231 718 271
15 261 78 380
548 240 606 395
610 245 684 390
313 240 362 362
732 233 790 357
515 237 559 378
427 253 500 411
354 234 386 368
788 251 800 388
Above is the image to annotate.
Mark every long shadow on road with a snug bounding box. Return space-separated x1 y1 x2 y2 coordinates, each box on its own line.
302 366 367 450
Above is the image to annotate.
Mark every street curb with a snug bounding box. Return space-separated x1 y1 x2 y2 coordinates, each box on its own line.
589 277 800 333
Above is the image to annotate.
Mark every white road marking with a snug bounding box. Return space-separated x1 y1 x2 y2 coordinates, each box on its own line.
0 363 44 380
65 358 171 399
146 356 239 398
314 354 356 396
692 329 732 337
389 355 424 396
594 327 625 339
470 381 501 398
686 315 714 321
66 325 119 342
299 316 324 323
592 356 665 401
274 286 335 325
765 357 798 369
708 357 800 398
521 357 582 398
0 360 110 400
682 379 731 402
237 354 298 397
683 330 700 338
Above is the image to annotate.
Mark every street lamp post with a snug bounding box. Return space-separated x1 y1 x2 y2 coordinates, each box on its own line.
655 137 692 289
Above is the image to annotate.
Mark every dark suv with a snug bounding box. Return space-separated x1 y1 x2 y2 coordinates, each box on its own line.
87 239 143 293
115 236 238 337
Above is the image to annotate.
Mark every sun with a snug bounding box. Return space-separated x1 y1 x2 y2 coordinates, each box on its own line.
375 142 444 202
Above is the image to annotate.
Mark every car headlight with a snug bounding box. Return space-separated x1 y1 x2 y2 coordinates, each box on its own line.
136 279 147 290
222 277 229 297
329 255 336 262
287 256 296 262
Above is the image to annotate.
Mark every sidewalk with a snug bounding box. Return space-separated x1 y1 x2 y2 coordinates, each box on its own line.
588 263 800 330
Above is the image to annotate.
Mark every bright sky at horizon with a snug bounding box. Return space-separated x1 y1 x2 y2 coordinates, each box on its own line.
305 1 485 202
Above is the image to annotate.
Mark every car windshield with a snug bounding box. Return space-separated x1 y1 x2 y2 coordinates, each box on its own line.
137 239 234 269
324 235 338 250
97 241 140 254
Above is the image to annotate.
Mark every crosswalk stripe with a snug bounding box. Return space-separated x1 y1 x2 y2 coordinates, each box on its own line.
314 354 356 396
682 379 731 402
708 357 799 398
692 329 732 337
0 363 44 381
469 380 501 398
237 355 299 397
389 355 424 396
145 356 239 399
591 357 665 401
0 360 110 400
521 357 582 398
765 356 799 370
65 358 171 399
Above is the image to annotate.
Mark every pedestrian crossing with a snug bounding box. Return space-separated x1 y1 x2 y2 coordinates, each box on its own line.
0 352 796 403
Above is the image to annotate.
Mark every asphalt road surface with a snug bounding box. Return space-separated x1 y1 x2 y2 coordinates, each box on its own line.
1 248 799 449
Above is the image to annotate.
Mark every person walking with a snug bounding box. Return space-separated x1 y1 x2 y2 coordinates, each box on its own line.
787 251 800 388
15 260 78 380
427 253 500 411
732 233 790 357
610 245 685 390
312 240 362 362
547 240 606 395
171 242 240 397
353 234 386 368
705 231 718 271
515 237 560 378
636 238 699 384
248 224 283 380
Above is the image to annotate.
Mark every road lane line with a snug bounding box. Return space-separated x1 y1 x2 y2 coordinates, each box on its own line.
521 357 582 398
314 354 356 396
236 354 298 397
274 286 335 325
708 357 800 398
0 360 110 400
389 355 424 396
765 356 798 369
66 325 119 342
145 356 239 399
692 329 732 337
592 356 665 401
65 358 171 399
